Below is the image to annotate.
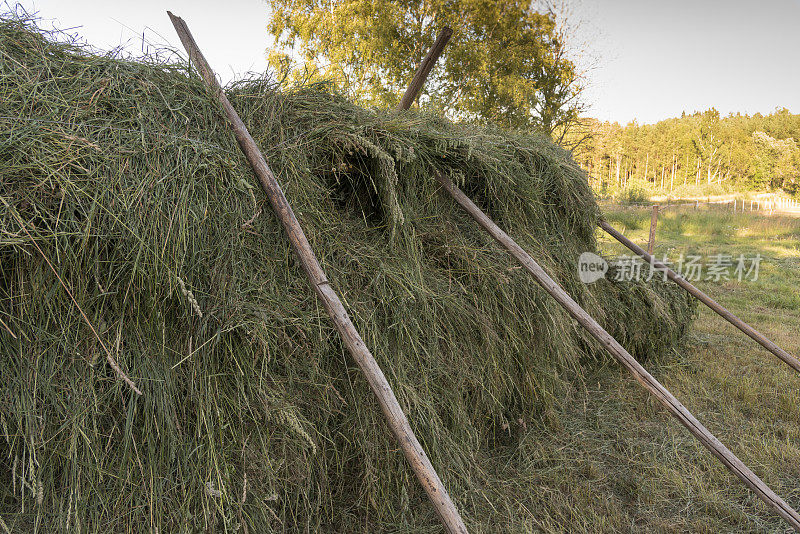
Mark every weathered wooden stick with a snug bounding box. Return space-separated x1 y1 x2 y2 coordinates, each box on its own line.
599 219 800 375
167 12 468 533
436 173 800 531
647 204 658 255
396 26 453 112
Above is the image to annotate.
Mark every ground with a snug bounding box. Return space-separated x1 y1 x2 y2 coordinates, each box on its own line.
510 205 800 533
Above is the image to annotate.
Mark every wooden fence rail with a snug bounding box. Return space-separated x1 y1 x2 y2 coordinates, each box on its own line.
608 195 800 213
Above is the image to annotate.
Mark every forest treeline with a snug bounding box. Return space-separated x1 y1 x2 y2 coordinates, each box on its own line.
569 108 800 196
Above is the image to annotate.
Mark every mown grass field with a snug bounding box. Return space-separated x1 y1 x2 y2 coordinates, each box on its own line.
511 206 800 533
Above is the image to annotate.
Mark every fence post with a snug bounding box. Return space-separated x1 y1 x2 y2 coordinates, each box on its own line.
647 204 659 255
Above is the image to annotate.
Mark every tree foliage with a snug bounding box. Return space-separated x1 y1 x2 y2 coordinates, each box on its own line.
753 130 800 192
267 0 586 135
569 108 800 195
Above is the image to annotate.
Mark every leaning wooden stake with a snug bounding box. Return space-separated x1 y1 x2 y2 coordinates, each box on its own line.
396 26 452 112
167 12 468 534
599 219 800 375
435 174 800 530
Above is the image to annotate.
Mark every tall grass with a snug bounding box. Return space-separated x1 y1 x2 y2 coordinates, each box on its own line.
602 178 742 203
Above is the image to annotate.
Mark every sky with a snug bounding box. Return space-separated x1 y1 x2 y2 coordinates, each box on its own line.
574 0 800 124
11 0 271 82
9 0 800 125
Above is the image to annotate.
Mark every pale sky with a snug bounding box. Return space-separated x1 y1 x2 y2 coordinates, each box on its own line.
575 0 800 124
13 0 271 83
11 0 800 125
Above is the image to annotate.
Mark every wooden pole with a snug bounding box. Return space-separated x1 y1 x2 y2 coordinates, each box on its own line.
167 13 468 533
647 205 659 255
436 174 800 531
396 26 453 112
599 220 800 375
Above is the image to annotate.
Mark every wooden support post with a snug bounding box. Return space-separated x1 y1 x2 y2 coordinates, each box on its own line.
600 220 800 375
647 204 659 255
167 13 468 533
436 175 800 531
396 26 452 112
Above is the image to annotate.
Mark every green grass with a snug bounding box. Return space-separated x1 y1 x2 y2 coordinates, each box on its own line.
541 205 800 533
382 206 800 532
596 177 791 205
599 178 741 203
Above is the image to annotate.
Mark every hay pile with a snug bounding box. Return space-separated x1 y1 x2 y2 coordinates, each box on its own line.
0 14 696 532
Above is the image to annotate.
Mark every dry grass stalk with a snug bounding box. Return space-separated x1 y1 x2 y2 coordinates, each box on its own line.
1 197 142 396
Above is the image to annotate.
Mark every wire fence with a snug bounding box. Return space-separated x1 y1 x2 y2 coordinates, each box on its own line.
601 194 800 214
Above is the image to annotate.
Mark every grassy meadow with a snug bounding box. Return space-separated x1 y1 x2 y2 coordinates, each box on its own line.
514 205 800 532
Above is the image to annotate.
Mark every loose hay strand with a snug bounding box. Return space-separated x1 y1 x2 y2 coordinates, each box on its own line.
2 196 142 396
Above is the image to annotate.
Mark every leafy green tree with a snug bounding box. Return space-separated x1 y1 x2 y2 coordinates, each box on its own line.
267 0 586 135
752 131 799 191
571 107 800 196
693 108 722 184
